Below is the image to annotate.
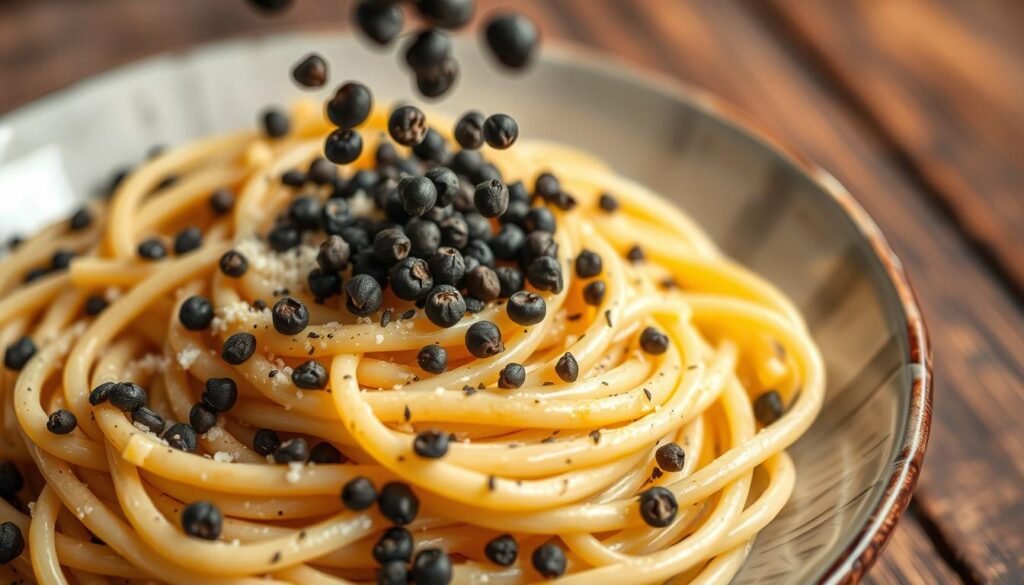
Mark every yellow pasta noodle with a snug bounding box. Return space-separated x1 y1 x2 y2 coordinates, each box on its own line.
0 102 823 584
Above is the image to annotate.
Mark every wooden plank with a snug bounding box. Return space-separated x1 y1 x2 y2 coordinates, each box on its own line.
0 0 1015 582
586 1 1021 582
864 510 961 585
756 0 1024 296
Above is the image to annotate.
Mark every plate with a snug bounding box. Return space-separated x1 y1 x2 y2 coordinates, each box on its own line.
0 32 931 584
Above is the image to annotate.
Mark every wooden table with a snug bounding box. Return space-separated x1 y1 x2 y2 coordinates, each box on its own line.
1 1 1021 583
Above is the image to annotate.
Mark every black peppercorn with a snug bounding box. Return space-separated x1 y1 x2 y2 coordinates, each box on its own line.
485 534 518 566
424 285 466 327
288 196 322 231
466 266 500 301
222 333 257 365
484 13 539 69
428 247 465 286
203 378 238 412
404 29 452 72
354 0 404 46
598 192 619 212
474 179 510 218
292 360 328 390
438 214 469 250
378 482 419 525
108 382 147 412
326 82 373 129
639 327 669 355
310 441 343 464
417 345 447 374
520 231 558 265
69 207 92 231
583 280 606 306
575 250 603 278
261 108 290 139
189 403 218 435
219 250 248 277
655 443 686 472
412 129 449 163
88 382 114 406
281 169 307 187
555 352 579 382
346 274 384 317
132 406 165 435
526 256 563 293
523 207 556 233
51 249 74 270
137 237 167 261
534 172 560 201
482 114 519 150
324 128 364 165
415 58 460 99
498 363 526 389
181 501 222 540
307 158 337 186
84 295 108 316
322 198 351 235
173 227 203 255
272 297 309 335
463 212 492 243
627 245 645 263
388 106 428 147
405 218 442 258
489 224 525 261
268 224 301 252
3 336 35 371
754 390 785 426
398 176 438 217
413 429 450 459
506 291 546 326
341 476 377 511
247 0 292 13
639 486 678 527
390 257 434 301
424 167 460 208
378 560 407 585
209 189 235 215
291 53 328 89
465 321 504 359
372 228 411 265
411 548 452 585
253 429 281 456
308 268 343 300
179 296 214 331
373 526 414 564
318 235 351 272
462 239 495 268
46 409 77 435
164 423 198 452
274 437 310 463
494 266 524 298
531 542 566 579
454 110 485 150
416 0 474 29
0 522 24 564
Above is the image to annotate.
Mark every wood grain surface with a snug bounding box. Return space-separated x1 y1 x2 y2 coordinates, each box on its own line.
760 0 1024 297
1 1 1023 583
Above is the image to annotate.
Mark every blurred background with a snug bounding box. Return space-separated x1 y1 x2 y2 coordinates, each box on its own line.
1 1 1021 584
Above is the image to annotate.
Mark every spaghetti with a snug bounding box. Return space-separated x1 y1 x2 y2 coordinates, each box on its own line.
0 100 823 584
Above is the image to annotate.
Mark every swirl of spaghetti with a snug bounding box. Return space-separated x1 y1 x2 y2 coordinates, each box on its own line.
0 101 823 585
